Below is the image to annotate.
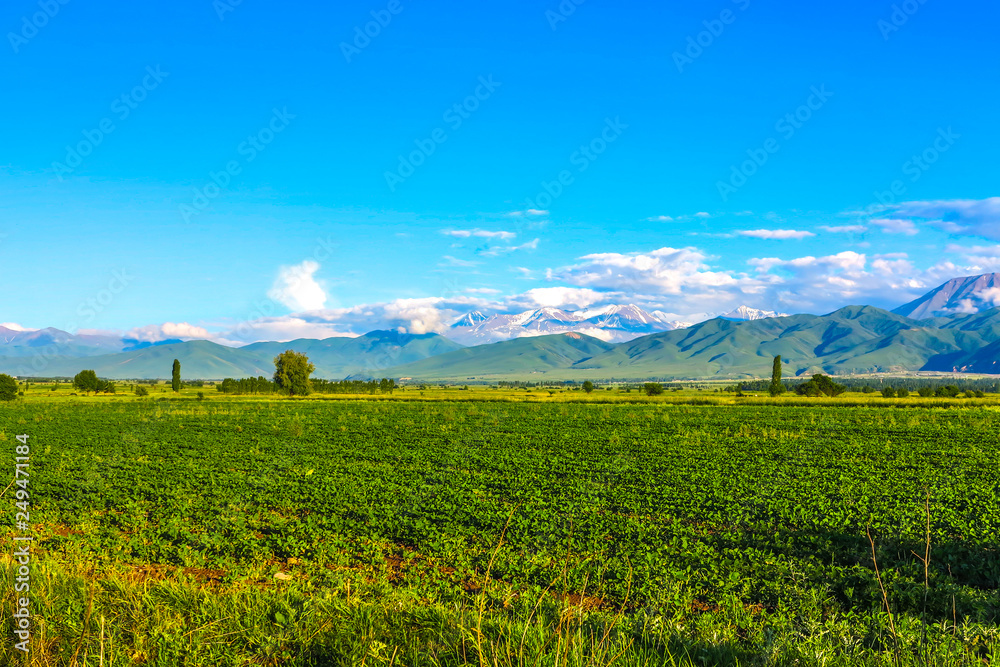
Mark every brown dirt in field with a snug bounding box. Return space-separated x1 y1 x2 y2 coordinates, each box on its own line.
554 592 606 611
689 598 724 614
99 564 227 585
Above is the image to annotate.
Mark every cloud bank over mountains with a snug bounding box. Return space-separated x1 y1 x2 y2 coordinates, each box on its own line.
5 197 997 347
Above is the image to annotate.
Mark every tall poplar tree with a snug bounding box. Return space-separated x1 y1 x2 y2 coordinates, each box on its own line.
769 355 784 396
171 359 181 393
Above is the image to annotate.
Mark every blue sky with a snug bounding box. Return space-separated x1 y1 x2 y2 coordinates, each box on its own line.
1 0 998 343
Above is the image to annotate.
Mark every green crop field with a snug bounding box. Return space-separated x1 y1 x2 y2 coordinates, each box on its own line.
1 393 999 665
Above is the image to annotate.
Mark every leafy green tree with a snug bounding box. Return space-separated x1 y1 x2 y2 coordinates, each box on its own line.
171 359 181 393
918 387 934 397
882 387 897 398
769 356 784 396
795 374 847 397
73 370 101 394
896 388 910 398
643 382 664 396
582 380 595 394
0 374 18 401
273 350 315 396
135 386 150 397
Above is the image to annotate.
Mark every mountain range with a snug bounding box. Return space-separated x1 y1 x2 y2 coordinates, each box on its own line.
3 273 1000 381
448 304 786 345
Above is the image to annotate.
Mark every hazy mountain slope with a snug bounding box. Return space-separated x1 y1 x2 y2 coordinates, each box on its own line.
12 340 273 380
6 331 465 380
923 338 1000 373
0 326 127 358
242 330 465 377
383 333 616 379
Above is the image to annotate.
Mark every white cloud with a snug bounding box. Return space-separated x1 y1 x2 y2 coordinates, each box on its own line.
0 322 35 332
695 212 711 219
517 287 605 310
507 209 549 217
440 255 480 268
552 247 741 302
879 197 1000 239
478 238 539 256
267 260 328 312
977 287 1000 308
944 244 1000 272
871 257 915 276
646 215 675 222
125 322 213 342
443 228 516 240
736 229 816 240
744 250 975 313
871 218 919 235
820 225 867 233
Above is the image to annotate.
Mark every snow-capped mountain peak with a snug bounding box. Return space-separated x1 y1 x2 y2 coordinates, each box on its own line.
451 311 489 328
721 305 788 321
449 304 689 344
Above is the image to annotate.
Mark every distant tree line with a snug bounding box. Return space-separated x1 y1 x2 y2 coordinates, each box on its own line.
313 378 397 394
727 376 1000 396
217 376 398 395
217 376 279 395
